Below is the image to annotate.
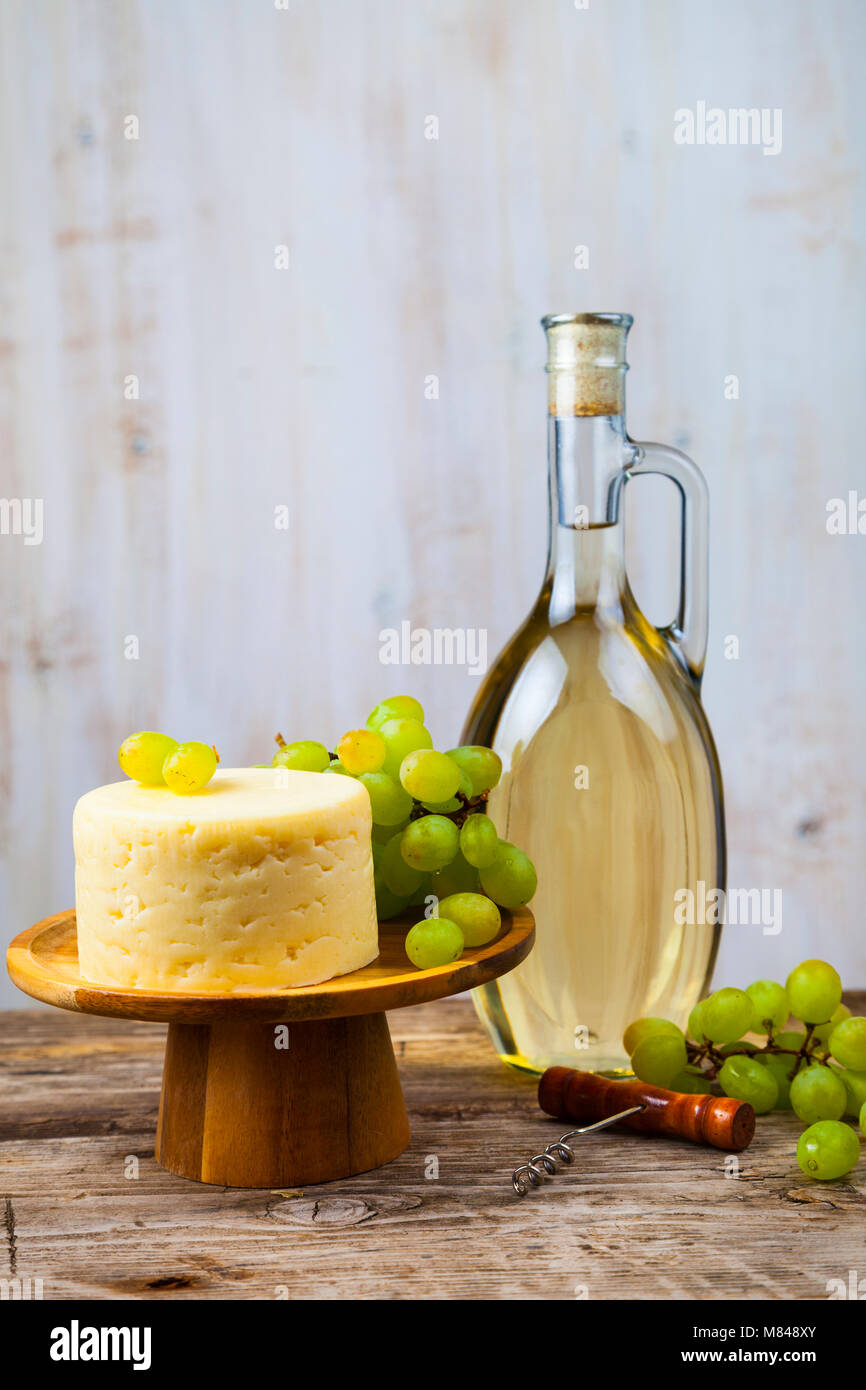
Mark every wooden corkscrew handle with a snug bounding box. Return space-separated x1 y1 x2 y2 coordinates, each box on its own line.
538 1067 755 1152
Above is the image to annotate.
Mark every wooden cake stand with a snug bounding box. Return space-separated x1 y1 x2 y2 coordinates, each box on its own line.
7 908 534 1188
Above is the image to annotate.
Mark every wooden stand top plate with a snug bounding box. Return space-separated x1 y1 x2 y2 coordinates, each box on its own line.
7 907 535 1025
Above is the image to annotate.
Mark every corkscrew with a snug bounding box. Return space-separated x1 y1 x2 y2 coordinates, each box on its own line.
512 1105 645 1194
512 1067 756 1196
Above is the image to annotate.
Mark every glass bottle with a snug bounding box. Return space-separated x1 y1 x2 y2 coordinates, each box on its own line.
463 313 725 1075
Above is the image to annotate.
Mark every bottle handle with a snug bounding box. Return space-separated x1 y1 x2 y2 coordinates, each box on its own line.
625 440 709 685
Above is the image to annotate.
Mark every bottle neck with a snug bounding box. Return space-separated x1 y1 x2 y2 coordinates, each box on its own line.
544 414 629 622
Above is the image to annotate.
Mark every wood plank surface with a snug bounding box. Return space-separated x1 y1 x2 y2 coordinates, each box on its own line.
1 999 864 1301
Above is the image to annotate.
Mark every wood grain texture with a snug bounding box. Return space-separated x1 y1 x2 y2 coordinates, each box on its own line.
1 0 866 1009
6 908 534 1021
0 998 864 1300
155 1014 411 1187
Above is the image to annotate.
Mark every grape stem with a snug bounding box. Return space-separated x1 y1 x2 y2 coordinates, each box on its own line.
685 1022 830 1083
407 790 490 827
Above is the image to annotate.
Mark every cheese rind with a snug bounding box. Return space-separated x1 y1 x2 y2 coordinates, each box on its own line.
73 769 379 991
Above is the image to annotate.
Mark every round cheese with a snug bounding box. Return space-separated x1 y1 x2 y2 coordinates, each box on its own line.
73 768 379 992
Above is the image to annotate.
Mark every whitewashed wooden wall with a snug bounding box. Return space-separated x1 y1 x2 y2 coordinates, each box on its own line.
1 0 864 1006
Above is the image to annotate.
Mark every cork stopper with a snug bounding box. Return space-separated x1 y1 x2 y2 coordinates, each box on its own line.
543 312 632 417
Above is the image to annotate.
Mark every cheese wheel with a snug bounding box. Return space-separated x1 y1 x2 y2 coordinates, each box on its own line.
73 768 378 991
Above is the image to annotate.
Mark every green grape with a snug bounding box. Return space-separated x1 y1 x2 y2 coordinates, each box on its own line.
273 740 331 773
479 841 538 910
687 999 708 1041
375 882 411 921
828 1017 866 1071
366 696 425 731
833 1067 866 1118
796 1120 860 1181
407 876 432 908
380 718 433 778
814 1003 852 1047
405 917 464 969
357 772 413 826
775 1029 808 1052
381 832 424 897
437 892 501 947
756 1054 794 1109
399 749 461 803
401 816 459 873
718 1055 778 1113
671 1068 714 1095
323 758 352 776
745 979 789 1033
701 988 757 1045
336 729 386 775
430 852 480 898
420 767 473 813
371 817 407 844
860 1101 866 1137
118 731 178 785
785 959 842 1025
631 1034 687 1087
163 742 218 794
622 1017 684 1057
445 746 502 796
789 1065 848 1123
459 813 500 869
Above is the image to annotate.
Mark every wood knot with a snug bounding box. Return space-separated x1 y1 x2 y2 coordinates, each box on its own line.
268 1193 422 1227
796 817 823 838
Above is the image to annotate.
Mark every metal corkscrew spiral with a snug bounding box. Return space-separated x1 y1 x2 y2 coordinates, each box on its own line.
512 1104 645 1195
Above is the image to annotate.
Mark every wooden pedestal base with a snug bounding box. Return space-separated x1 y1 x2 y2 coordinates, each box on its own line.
154 1013 411 1187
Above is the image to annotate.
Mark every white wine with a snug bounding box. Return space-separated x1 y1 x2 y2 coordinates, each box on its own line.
462 314 725 1075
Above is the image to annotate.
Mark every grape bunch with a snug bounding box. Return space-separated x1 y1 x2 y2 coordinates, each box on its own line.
623 959 865 1183
268 694 537 969
118 732 220 794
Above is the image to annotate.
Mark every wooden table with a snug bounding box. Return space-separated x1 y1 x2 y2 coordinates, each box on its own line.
2 999 864 1301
